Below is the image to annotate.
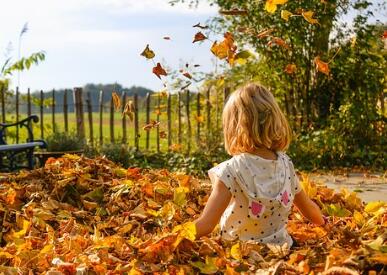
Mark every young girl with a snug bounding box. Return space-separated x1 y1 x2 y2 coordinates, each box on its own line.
195 83 324 247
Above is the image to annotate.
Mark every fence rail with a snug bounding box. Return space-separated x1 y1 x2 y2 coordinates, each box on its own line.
0 87 230 153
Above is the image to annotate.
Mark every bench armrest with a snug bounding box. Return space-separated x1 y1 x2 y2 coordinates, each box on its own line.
0 115 40 144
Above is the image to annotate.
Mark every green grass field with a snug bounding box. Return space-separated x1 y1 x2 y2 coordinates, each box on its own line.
4 110 219 152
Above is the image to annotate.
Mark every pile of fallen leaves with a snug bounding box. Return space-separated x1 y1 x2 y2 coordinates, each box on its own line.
0 155 385 274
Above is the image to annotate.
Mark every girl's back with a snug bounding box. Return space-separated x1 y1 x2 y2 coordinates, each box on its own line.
209 152 300 246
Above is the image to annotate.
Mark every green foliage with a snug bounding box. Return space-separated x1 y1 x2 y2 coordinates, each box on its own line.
97 144 228 177
46 132 85 152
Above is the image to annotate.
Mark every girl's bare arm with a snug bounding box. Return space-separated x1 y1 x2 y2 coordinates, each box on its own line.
194 178 232 238
293 190 325 225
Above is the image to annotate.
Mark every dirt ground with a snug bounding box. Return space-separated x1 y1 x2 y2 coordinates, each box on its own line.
308 171 386 202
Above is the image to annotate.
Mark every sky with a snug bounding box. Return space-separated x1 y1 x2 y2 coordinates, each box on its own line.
0 0 218 92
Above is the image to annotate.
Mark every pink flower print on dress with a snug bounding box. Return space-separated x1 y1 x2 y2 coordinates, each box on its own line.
251 201 264 216
281 191 289 206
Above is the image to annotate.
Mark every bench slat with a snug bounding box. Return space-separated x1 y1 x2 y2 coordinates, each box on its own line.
0 142 46 152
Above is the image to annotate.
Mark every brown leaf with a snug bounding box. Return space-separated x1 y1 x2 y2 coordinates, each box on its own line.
152 63 167 79
182 72 192 79
112 92 121 110
193 32 207 43
256 28 275 39
219 9 248 16
163 36 171 40
193 23 209 29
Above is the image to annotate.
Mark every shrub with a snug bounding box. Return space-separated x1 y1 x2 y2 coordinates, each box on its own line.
46 132 85 152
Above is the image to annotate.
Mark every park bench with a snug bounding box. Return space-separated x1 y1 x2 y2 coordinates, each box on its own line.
0 115 47 171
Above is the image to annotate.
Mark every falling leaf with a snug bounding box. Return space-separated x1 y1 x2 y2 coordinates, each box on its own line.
281 10 293 21
152 63 167 79
194 64 201 67
163 36 171 40
314 56 330 75
219 9 248 16
143 120 160 131
195 115 205 123
302 11 319 25
112 92 121 110
159 131 167 139
211 32 237 65
169 143 182 152
265 0 288 14
193 23 209 29
234 50 254 64
267 37 289 49
193 32 207 43
122 100 135 121
284 64 297 74
256 28 275 39
182 72 192 79
140 44 155 59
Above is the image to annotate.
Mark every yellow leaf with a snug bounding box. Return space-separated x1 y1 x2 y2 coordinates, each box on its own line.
365 201 385 213
140 44 155 59
230 243 242 260
265 0 288 14
281 10 293 21
13 219 30 239
190 256 218 274
302 11 319 25
300 174 317 198
172 221 197 242
174 186 188 207
340 188 362 210
353 210 365 227
195 115 205 123
39 244 54 255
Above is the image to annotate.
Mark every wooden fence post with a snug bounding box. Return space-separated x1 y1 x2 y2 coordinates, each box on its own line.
73 87 85 139
63 90 68 132
99 90 104 146
134 93 139 150
27 88 31 117
145 92 150 150
196 92 201 147
156 94 160 152
177 92 182 144
110 94 114 143
167 93 172 150
1 86 5 123
121 92 127 144
185 90 191 154
86 91 94 145
15 87 19 143
206 88 211 149
52 89 56 133
40 90 44 139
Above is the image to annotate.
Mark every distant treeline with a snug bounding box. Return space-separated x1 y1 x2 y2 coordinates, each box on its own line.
20 83 153 113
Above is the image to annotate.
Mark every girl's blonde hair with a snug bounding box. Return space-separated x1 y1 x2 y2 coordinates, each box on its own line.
223 83 291 155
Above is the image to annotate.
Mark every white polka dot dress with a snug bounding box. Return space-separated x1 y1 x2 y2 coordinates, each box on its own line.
208 152 302 246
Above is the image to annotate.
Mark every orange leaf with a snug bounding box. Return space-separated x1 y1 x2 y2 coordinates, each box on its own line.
195 115 204 123
140 44 155 59
284 64 297 74
152 63 167 79
219 9 248 16
210 32 237 65
193 32 207 43
268 37 289 49
314 56 330 75
112 92 121 110
193 23 208 29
